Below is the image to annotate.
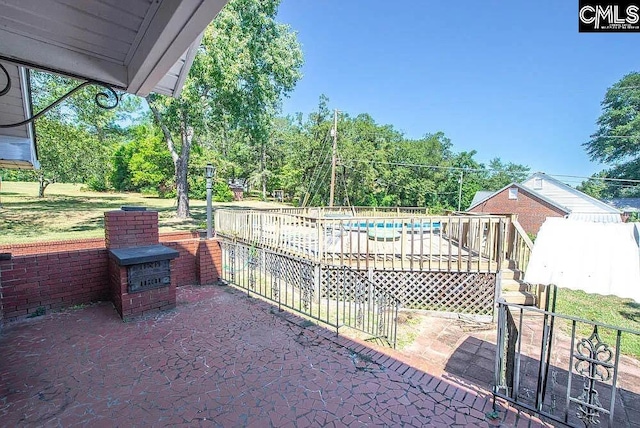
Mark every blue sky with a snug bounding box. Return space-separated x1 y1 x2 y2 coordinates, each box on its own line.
276 1 639 186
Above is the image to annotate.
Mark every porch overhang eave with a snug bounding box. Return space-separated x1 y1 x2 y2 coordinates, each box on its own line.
0 0 228 98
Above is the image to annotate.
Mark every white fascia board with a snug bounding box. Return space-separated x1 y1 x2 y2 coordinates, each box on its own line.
0 63 39 170
128 0 227 97
20 67 39 169
0 29 128 89
171 32 204 98
0 135 39 170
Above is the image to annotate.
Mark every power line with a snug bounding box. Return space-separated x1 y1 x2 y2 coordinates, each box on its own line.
560 180 639 190
550 174 640 184
348 159 640 184
352 159 488 173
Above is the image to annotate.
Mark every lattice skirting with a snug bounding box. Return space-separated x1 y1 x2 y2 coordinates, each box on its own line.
222 241 495 316
322 269 496 315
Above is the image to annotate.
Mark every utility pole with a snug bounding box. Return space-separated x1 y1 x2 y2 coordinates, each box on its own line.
329 109 338 207
457 171 464 212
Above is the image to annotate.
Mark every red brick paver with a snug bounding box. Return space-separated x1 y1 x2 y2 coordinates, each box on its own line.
0 285 549 427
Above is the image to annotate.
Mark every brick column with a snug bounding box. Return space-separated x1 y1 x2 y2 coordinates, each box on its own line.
196 239 222 285
104 209 159 249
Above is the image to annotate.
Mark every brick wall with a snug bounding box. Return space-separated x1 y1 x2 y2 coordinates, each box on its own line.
0 235 223 323
162 240 199 287
0 248 110 319
197 240 222 285
469 186 566 235
0 238 105 257
160 231 199 242
0 255 12 326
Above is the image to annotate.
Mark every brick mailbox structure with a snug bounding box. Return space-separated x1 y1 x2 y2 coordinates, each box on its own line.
105 207 179 320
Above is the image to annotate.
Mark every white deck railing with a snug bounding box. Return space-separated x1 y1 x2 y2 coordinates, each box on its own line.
215 208 527 273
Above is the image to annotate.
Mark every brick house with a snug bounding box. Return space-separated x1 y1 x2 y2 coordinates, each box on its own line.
468 172 622 235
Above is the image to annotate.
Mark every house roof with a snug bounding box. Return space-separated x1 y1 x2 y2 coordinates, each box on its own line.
467 182 571 214
467 172 621 221
467 191 494 210
0 0 228 97
605 198 640 213
522 172 621 215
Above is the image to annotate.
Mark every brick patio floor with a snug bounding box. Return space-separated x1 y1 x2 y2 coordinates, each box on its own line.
0 285 553 427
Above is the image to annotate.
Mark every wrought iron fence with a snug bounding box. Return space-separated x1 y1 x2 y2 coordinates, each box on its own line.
494 298 640 427
220 240 400 347
215 209 511 273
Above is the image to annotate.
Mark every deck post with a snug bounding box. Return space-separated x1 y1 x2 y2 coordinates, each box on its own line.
493 271 502 322
497 218 505 272
400 222 407 269
316 219 323 263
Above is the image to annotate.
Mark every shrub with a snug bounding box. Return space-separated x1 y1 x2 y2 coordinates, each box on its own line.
213 182 234 202
86 177 108 192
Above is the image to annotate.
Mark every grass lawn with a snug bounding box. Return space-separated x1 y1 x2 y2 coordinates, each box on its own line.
0 181 288 245
555 288 640 359
2 181 639 361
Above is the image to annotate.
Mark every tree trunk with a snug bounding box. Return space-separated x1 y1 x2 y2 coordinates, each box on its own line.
38 174 51 198
146 97 191 219
175 156 189 218
175 124 192 218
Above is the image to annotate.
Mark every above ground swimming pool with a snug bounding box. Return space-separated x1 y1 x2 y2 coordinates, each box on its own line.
338 221 441 233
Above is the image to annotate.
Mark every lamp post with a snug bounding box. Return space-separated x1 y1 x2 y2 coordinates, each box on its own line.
205 163 215 239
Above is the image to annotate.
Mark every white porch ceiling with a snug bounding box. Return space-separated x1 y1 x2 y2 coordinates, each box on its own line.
0 0 228 170
0 0 228 97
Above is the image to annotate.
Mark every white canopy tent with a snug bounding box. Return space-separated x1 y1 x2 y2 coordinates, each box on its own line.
525 217 640 302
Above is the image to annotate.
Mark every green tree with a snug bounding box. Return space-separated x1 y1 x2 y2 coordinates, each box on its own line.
438 151 483 211
484 158 530 190
147 0 303 218
34 117 107 196
28 71 137 196
293 95 335 206
584 72 640 182
386 133 453 207
128 128 174 196
577 171 610 199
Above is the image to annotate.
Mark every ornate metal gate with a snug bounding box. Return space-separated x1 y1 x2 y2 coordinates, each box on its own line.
494 292 639 427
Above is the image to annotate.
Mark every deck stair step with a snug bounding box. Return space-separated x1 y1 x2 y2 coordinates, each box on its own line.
501 278 529 292
500 263 535 306
501 259 517 270
500 268 524 281
501 290 537 306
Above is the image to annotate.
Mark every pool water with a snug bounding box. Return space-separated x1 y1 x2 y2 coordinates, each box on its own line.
340 221 441 232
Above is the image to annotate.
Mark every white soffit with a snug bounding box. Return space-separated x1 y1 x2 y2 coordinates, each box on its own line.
152 32 204 98
0 0 227 97
0 61 39 169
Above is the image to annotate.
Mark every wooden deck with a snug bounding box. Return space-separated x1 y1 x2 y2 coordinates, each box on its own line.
216 209 518 273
